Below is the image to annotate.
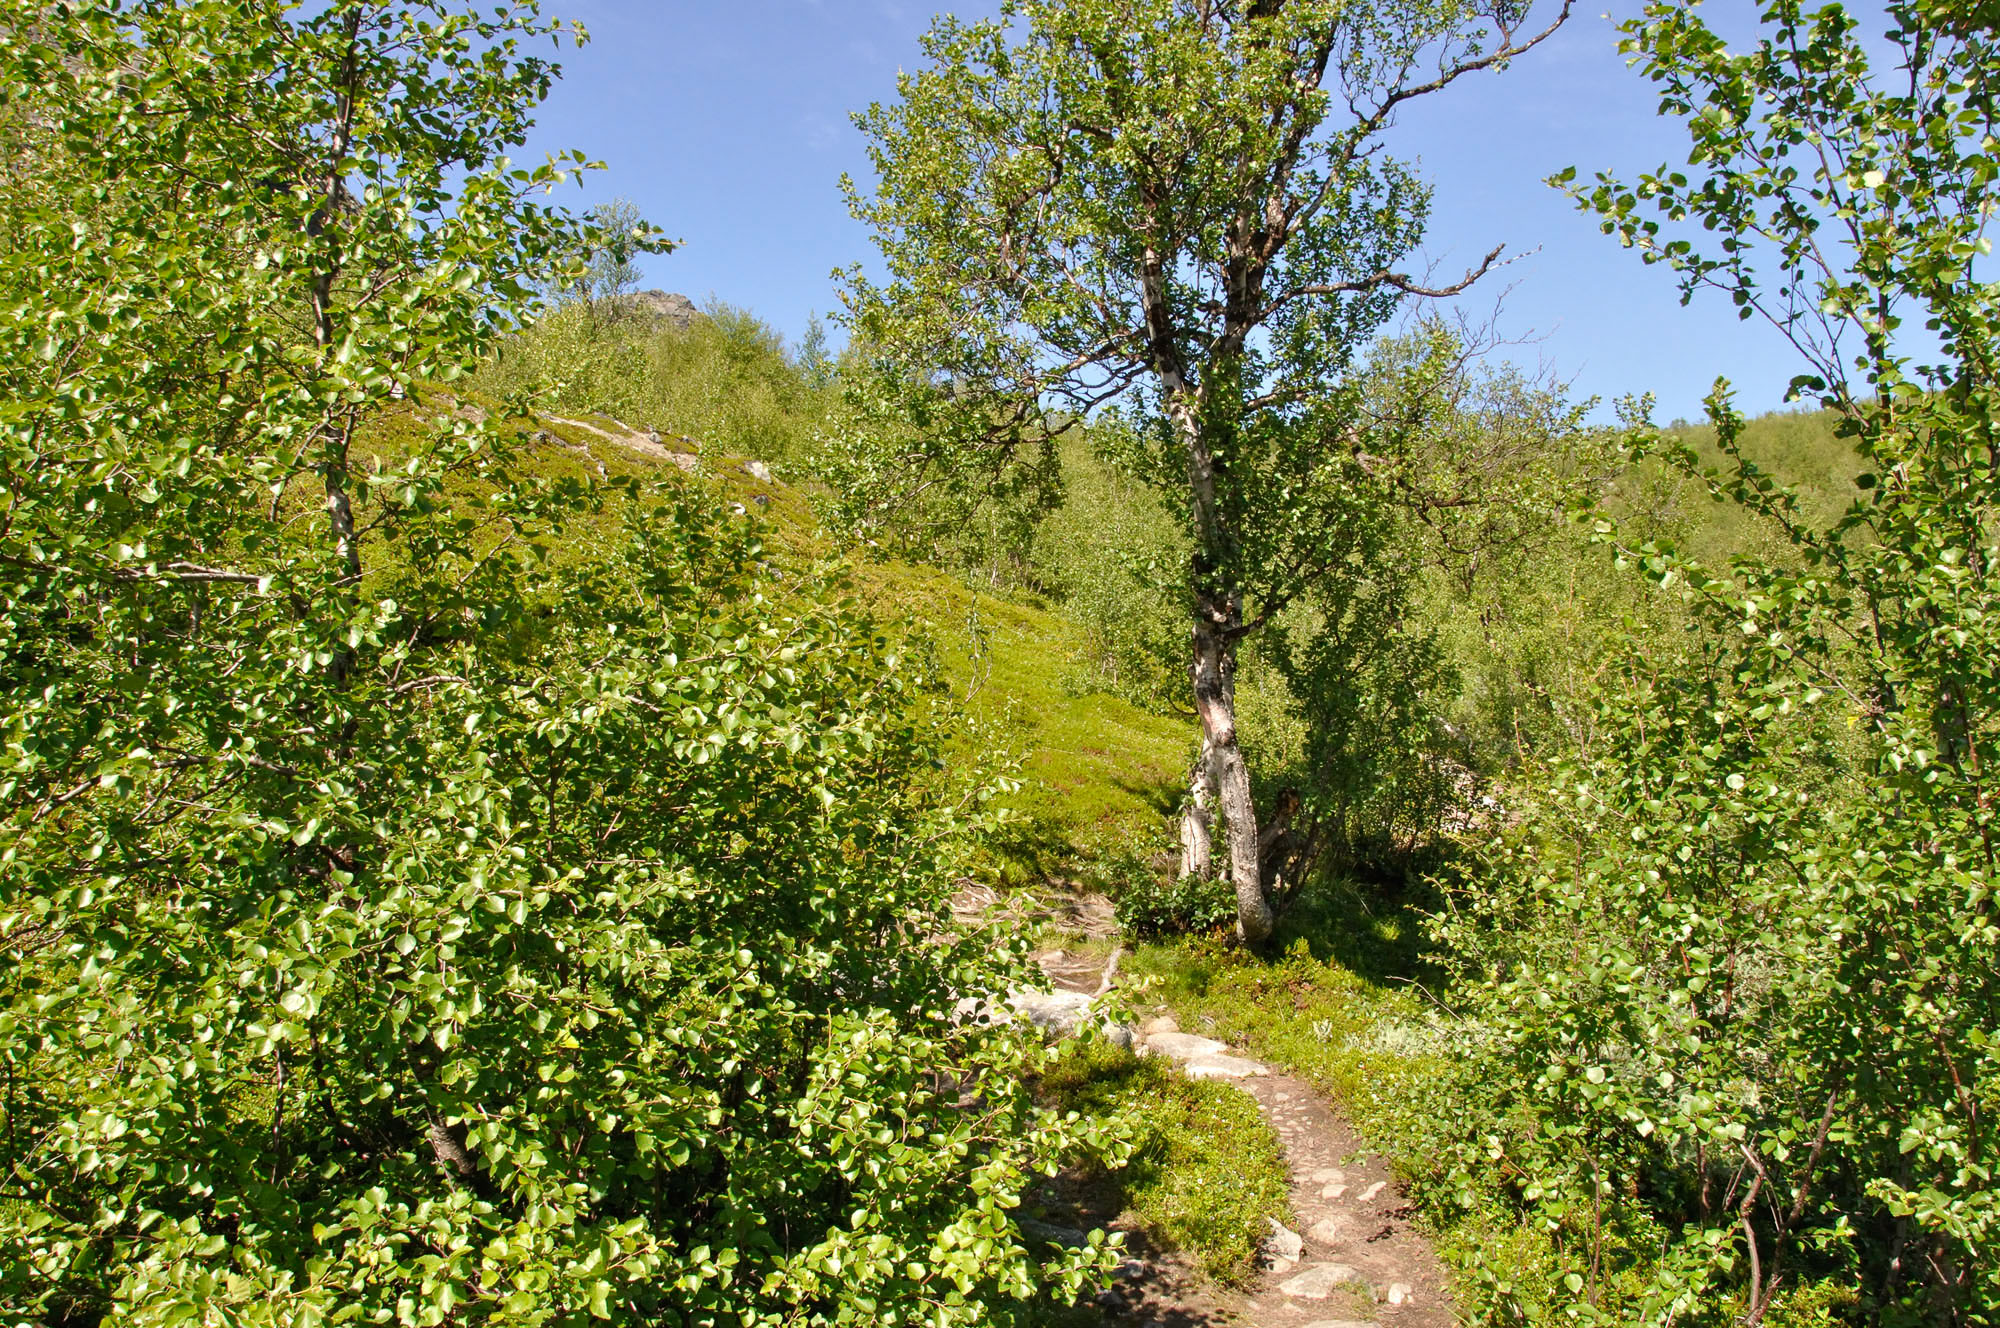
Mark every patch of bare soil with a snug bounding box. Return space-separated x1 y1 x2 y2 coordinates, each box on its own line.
954 878 1122 940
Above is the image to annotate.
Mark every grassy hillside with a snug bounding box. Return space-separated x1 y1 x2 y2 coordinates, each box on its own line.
397 379 1195 892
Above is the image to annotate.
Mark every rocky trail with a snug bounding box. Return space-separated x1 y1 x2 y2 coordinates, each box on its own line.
1027 948 1454 1328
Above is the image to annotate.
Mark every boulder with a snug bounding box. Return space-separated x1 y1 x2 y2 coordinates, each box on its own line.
1016 1217 1088 1249
626 289 700 331
1006 988 1094 1037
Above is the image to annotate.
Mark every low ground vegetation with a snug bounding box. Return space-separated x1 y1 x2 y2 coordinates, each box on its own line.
1037 1037 1292 1289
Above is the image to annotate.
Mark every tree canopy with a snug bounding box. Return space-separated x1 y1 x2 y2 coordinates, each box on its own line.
842 0 1574 942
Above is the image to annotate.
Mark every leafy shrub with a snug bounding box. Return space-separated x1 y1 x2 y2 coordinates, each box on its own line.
486 298 829 466
1441 4 2000 1321
1113 868 1237 939
0 4 1113 1323
1026 433 1188 711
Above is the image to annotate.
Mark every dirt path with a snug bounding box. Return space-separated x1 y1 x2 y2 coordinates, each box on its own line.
1095 1018 1455 1328
1029 942 1455 1327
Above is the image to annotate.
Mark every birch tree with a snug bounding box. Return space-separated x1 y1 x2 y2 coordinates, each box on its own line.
842 0 1571 942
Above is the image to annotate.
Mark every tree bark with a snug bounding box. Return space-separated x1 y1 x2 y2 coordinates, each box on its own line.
1139 227 1270 943
1192 599 1273 945
1179 734 1215 880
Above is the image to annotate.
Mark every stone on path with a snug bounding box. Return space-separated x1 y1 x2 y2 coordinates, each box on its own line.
1386 1282 1414 1305
1146 1031 1228 1060
1017 1216 1088 1248
1278 1263 1368 1300
1266 1218 1305 1262
1299 1322 1378 1328
1185 1053 1267 1079
1007 988 1094 1036
1357 1180 1388 1203
1321 1181 1348 1199
1306 1215 1349 1245
1310 1167 1346 1184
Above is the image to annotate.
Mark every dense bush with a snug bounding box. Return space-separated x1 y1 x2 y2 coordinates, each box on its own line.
0 4 1113 1323
1440 3 2000 1321
1112 869 1237 941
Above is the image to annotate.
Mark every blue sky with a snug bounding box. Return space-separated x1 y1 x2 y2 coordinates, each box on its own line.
521 2 1810 423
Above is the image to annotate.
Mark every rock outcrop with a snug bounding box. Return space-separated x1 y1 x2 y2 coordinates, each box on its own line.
623 289 700 331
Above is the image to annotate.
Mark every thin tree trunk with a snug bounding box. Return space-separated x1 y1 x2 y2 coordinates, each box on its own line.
313 11 364 685
1139 231 1269 942
1179 734 1215 879
1193 600 1272 944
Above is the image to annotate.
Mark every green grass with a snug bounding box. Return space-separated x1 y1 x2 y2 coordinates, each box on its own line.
851 559 1192 884
1035 1036 1291 1288
358 387 1193 890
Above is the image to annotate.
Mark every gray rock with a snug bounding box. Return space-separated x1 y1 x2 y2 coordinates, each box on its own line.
626 289 700 331
1017 1217 1088 1249
1139 1014 1180 1036
1146 1031 1227 1060
1306 1215 1349 1246
1278 1263 1367 1300
1006 988 1094 1037
950 994 1006 1025
1103 1021 1137 1051
1184 1053 1267 1079
1265 1218 1305 1262
741 459 773 483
